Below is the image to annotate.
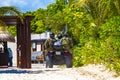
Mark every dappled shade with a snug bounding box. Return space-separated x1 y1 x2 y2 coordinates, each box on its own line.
0 20 15 42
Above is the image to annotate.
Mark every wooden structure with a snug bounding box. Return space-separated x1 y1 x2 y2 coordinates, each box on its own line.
0 16 34 68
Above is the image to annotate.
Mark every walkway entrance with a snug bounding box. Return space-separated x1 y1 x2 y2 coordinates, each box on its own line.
0 16 34 68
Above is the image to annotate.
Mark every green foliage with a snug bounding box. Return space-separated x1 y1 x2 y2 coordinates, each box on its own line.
22 0 120 74
0 6 23 37
7 26 16 36
73 46 83 66
34 20 45 33
74 16 120 74
0 6 24 23
23 11 35 16
99 16 120 39
30 8 47 33
99 16 120 73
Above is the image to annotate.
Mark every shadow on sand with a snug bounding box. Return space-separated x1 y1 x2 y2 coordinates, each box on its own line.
0 68 60 74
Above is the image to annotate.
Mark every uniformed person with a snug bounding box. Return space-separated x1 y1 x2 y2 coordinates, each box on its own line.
44 32 56 53
60 32 73 54
44 32 56 68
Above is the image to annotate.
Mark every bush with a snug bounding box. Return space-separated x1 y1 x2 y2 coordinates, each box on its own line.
73 16 120 74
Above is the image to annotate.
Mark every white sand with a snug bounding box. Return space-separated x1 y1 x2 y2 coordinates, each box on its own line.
0 64 120 80
0 42 119 80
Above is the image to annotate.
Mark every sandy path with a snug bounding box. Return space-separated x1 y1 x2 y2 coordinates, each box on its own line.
0 64 120 80
0 42 119 80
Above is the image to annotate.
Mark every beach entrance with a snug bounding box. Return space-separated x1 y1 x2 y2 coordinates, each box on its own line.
0 16 34 68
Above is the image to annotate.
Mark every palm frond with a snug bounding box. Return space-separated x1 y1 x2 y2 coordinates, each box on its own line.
0 6 24 23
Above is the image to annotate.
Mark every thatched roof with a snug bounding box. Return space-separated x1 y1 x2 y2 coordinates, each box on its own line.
0 20 15 42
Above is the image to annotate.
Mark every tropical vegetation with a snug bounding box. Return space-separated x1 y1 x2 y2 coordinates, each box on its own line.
0 6 23 36
2 0 120 74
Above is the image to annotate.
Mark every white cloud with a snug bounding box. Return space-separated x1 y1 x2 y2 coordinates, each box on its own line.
31 0 42 9
0 0 27 8
13 0 28 6
0 0 11 6
0 0 55 12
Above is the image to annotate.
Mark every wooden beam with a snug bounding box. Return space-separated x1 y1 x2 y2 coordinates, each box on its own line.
0 16 34 68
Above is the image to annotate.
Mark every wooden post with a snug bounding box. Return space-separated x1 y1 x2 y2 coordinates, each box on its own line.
17 21 22 68
0 16 34 68
17 16 34 68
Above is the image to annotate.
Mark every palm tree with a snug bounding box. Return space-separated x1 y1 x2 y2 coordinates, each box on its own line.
78 0 120 25
0 6 23 42
0 6 23 54
0 6 24 22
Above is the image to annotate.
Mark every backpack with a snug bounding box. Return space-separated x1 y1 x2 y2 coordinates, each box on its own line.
61 37 69 45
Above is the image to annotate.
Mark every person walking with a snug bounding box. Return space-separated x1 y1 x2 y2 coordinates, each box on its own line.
7 48 13 67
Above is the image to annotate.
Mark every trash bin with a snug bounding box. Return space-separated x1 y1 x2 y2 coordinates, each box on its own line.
0 53 9 67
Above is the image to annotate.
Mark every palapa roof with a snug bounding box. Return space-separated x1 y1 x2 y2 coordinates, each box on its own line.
0 20 15 42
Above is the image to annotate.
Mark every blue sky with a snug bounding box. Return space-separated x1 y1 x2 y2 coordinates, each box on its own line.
0 0 55 12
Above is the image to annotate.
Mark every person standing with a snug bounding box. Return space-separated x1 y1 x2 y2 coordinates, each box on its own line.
7 48 13 67
44 32 56 68
60 32 73 54
44 32 56 53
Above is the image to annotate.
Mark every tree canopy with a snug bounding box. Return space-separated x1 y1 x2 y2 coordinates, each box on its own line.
6 0 120 74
